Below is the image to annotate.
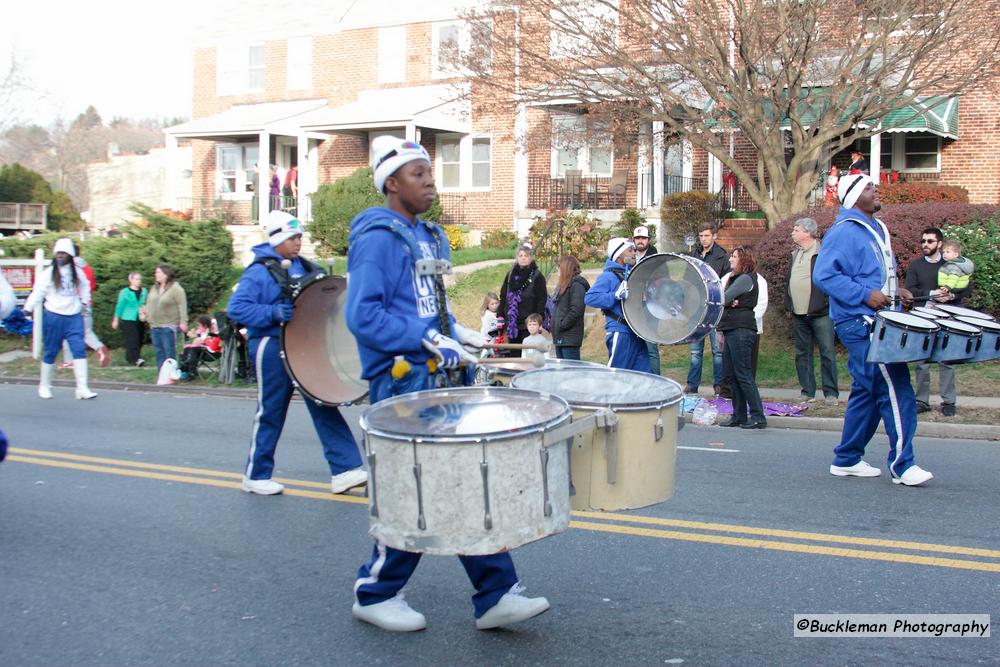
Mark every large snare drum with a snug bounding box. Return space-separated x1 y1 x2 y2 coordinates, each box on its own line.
484 357 603 386
361 387 573 555
933 303 996 321
512 367 683 511
621 253 723 345
280 274 368 405
956 317 1000 362
928 319 982 363
866 311 938 364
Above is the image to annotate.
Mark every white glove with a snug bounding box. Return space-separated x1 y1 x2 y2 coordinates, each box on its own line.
453 322 487 349
422 329 479 369
614 281 629 301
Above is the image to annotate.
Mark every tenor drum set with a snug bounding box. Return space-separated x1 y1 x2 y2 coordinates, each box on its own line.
866 302 999 365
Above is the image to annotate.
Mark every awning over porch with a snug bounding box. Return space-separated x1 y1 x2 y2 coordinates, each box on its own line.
165 99 329 139
881 96 959 140
297 84 471 134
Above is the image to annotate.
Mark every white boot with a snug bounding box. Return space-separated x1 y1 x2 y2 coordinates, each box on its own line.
72 358 98 400
38 362 54 399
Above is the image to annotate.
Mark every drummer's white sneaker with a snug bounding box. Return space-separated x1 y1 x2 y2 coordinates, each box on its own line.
476 585 550 630
331 467 367 494
892 465 934 486
241 477 285 495
830 460 881 477
352 595 426 632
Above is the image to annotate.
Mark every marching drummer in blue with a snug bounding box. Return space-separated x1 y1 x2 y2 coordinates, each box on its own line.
585 238 652 372
228 210 366 496
344 136 551 632
813 174 933 486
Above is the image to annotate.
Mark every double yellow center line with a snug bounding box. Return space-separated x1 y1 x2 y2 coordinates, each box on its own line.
9 447 1000 574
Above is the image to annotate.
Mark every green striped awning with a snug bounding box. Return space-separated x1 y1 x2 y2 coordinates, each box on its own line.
881 96 959 140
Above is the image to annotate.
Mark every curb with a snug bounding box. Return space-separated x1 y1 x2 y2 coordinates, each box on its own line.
1 375 257 399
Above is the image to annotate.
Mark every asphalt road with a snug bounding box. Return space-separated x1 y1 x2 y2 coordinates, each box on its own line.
1 383 998 666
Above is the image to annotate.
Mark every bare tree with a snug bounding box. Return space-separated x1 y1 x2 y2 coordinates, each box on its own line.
0 51 31 135
460 0 1000 227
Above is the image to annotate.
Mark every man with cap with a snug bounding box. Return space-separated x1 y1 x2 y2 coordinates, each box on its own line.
813 173 933 487
584 237 651 372
345 136 550 633
632 226 661 373
227 209 366 496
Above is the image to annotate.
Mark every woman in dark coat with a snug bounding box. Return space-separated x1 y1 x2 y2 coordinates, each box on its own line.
551 255 589 360
498 245 548 357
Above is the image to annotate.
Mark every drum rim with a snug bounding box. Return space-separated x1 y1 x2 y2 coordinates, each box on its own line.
490 357 604 377
936 319 983 334
935 304 996 320
876 310 939 332
511 366 684 411
360 386 572 442
956 316 1000 332
910 307 944 318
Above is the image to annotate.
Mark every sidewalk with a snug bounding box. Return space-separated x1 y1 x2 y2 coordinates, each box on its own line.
686 384 1000 409
444 259 511 288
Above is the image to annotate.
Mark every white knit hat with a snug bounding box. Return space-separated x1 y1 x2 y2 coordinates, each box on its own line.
838 173 875 210
372 136 431 193
53 237 76 257
607 237 634 262
267 210 303 247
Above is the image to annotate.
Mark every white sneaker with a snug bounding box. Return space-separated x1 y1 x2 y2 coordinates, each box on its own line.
241 477 285 495
75 388 98 400
352 595 426 632
331 467 367 494
475 585 550 630
830 460 881 477
893 465 934 486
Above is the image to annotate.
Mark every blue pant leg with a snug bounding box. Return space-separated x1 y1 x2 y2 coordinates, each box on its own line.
874 362 917 478
63 314 86 359
244 336 294 480
628 333 652 373
303 400 362 475
355 542 423 606
709 329 723 386
458 552 520 618
686 338 704 388
42 312 67 363
833 319 882 467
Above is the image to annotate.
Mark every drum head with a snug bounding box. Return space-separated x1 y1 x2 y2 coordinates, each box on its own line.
511 366 683 410
281 275 368 405
956 316 1000 332
879 310 938 330
937 319 981 334
621 253 722 345
361 386 570 441
490 357 602 378
935 304 995 321
911 306 944 319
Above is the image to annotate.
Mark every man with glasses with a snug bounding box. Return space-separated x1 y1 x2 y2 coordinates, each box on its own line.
904 227 957 416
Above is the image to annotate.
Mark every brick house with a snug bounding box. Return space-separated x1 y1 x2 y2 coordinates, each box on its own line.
166 1 1000 252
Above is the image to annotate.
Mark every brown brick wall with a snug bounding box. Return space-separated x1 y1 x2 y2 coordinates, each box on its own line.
717 218 767 249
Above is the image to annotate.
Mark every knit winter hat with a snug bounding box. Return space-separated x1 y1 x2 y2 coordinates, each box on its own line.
607 237 634 262
372 136 431 194
53 238 76 257
267 210 303 247
838 173 875 210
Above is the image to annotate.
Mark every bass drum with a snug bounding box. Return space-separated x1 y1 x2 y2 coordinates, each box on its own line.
280 274 368 405
621 253 723 345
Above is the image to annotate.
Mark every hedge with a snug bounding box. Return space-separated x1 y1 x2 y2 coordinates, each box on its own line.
878 183 969 205
659 191 715 247
754 203 1000 315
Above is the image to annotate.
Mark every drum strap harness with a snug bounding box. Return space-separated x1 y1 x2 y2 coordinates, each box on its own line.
252 256 325 300
601 267 629 326
842 216 897 301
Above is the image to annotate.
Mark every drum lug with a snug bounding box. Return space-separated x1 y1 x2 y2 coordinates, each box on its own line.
411 440 426 531
539 448 552 518
654 408 664 442
480 440 493 530
604 413 619 486
366 445 379 518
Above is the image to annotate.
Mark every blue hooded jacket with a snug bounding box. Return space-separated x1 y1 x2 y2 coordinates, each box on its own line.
812 207 894 324
344 207 455 380
584 259 631 334
227 242 312 339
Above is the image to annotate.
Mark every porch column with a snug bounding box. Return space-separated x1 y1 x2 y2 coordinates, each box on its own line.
869 131 882 179
258 131 271 224
164 133 178 210
652 121 665 206
637 122 650 208
513 101 528 213
306 138 320 222
404 123 417 142
297 132 309 221
681 139 693 185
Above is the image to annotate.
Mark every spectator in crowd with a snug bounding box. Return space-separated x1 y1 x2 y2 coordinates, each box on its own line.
632 226 661 374
269 164 281 201
498 245 548 355
848 150 869 175
480 291 501 339
718 246 766 429
24 238 98 400
938 239 974 295
785 217 839 404
719 270 768 397
60 243 110 368
686 223 730 395
522 313 551 363
905 227 959 416
146 264 188 372
111 271 148 367
585 237 650 371
178 314 222 381
551 255 589 360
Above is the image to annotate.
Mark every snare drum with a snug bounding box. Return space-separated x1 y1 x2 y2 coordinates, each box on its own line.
512 367 683 511
621 253 723 345
482 357 602 386
280 274 369 405
866 311 939 364
934 304 996 321
955 317 1000 362
928 319 982 363
361 386 573 555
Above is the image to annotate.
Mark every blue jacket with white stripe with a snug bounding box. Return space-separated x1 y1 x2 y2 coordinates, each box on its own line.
585 259 631 334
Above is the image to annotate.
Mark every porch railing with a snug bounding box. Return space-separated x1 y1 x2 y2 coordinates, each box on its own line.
525 175 631 210
0 202 47 231
636 171 709 208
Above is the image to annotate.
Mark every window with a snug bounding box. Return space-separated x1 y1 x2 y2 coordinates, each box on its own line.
435 134 492 191
856 132 940 173
432 20 491 79
378 26 407 84
217 42 265 95
550 1 619 59
287 36 312 91
550 114 613 176
216 144 259 197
